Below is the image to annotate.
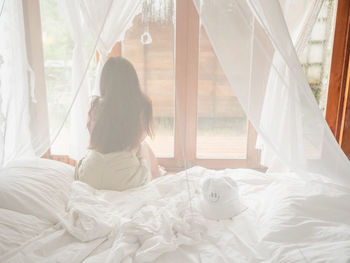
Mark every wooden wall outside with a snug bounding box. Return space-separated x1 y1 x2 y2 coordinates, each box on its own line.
123 14 245 119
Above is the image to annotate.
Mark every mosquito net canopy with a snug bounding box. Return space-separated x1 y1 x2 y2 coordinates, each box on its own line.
0 0 349 187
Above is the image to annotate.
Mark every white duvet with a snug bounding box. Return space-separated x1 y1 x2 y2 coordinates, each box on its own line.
1 164 350 262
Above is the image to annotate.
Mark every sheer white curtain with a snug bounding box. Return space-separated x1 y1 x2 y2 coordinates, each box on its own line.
0 0 49 166
58 0 143 159
256 0 324 170
193 0 350 186
0 0 143 164
58 0 91 160
280 0 324 55
80 0 143 95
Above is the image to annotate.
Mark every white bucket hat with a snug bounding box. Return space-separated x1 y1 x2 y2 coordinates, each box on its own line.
199 175 247 220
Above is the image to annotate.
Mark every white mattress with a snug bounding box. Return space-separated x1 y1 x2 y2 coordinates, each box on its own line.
1 165 350 262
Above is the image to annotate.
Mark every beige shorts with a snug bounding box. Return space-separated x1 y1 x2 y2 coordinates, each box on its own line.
75 150 151 191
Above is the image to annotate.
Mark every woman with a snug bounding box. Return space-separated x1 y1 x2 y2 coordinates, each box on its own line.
75 57 162 191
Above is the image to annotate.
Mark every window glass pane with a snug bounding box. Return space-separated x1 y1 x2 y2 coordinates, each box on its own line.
123 12 175 158
300 0 337 113
197 27 248 159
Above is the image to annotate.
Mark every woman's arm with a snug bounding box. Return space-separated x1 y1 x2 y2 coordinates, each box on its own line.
87 96 100 135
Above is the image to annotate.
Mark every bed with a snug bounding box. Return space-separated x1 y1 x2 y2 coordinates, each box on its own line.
0 158 349 262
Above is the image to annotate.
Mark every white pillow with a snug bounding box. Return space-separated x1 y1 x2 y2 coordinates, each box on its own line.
0 158 74 223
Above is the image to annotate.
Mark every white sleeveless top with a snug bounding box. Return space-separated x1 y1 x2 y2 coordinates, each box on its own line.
75 150 151 191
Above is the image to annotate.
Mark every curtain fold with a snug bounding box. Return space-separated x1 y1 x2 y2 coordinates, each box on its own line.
256 0 325 171
0 0 42 165
59 0 90 160
193 0 350 186
280 0 324 55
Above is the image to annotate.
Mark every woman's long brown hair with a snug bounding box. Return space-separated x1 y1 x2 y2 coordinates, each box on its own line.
89 57 153 153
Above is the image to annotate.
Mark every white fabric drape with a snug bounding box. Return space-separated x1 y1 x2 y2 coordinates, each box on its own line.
0 0 48 166
256 0 324 170
58 0 91 160
193 0 350 186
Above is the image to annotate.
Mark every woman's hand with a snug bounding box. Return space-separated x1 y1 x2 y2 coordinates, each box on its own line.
158 165 167 176
138 141 165 179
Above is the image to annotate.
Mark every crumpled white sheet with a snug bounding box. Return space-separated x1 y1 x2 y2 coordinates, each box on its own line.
60 177 207 262
2 167 350 263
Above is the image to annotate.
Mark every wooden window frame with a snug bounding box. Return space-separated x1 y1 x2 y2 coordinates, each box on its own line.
326 0 350 159
160 0 260 171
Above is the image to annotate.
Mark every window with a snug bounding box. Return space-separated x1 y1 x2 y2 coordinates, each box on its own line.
121 0 260 170
29 0 350 165
37 0 340 169
197 27 248 159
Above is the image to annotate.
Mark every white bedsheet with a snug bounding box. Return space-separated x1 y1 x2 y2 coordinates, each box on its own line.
1 167 350 262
